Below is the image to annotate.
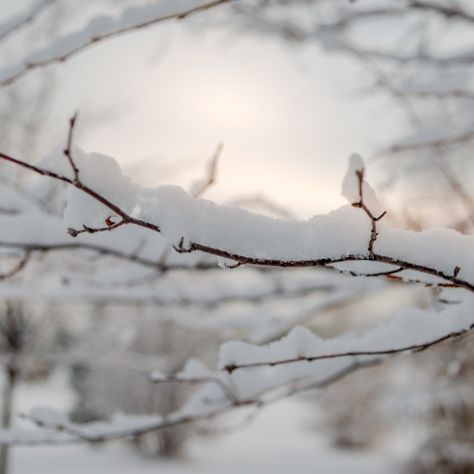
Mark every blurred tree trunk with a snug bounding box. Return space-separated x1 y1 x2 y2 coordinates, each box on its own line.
0 364 17 474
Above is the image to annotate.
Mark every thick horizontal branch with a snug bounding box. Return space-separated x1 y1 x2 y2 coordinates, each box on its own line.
186 243 474 292
0 149 472 292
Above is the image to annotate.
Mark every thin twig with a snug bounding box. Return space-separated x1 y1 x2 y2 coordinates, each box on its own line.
0 252 31 281
63 113 80 183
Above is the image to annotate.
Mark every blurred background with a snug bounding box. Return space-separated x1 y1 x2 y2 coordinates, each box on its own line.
0 0 473 473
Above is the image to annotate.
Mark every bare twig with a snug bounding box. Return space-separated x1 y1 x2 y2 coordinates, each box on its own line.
192 143 223 198
150 373 237 404
0 240 213 272
351 167 387 259
63 113 80 183
0 253 31 281
384 130 474 155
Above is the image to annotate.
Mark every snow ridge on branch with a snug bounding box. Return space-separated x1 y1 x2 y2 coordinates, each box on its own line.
0 117 473 292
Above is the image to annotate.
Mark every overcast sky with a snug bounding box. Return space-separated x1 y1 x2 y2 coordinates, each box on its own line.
1 1 405 217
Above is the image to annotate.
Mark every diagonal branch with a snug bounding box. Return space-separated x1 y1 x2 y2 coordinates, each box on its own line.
191 143 223 198
7 358 378 446
0 0 233 87
0 252 31 281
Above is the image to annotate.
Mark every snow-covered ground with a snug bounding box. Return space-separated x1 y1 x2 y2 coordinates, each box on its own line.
8 374 397 474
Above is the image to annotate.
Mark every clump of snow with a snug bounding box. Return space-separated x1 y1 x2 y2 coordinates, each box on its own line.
139 184 371 260
377 225 474 283
341 153 383 215
177 358 215 380
40 147 138 229
3 148 474 291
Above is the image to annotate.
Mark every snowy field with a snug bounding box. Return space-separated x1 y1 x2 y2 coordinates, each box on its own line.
9 375 396 474
11 403 394 474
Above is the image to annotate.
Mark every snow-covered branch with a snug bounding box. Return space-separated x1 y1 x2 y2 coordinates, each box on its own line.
0 0 232 86
4 291 473 446
220 296 474 372
0 142 472 292
0 356 378 445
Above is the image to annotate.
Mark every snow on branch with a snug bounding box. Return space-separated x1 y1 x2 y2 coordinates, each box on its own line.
0 119 472 292
0 0 232 86
219 295 474 372
0 355 378 445
236 1 474 65
0 115 473 445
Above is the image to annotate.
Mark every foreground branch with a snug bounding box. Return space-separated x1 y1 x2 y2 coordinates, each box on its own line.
0 144 472 292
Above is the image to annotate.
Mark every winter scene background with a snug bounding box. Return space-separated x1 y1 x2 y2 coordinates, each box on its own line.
0 1 473 473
